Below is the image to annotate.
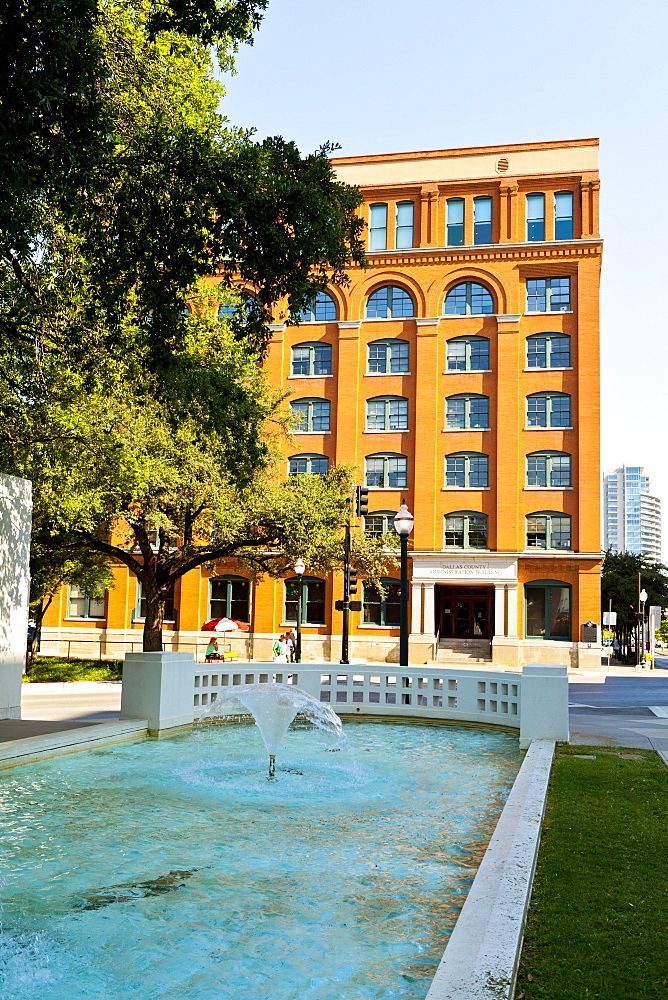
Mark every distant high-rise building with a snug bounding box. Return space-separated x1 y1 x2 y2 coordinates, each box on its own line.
604 466 662 561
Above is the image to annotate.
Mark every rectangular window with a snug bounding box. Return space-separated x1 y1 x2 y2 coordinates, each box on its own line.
526 193 545 241
68 586 106 619
473 197 492 244
369 203 388 251
554 192 574 240
447 199 465 246
527 335 570 368
526 278 571 312
395 201 414 249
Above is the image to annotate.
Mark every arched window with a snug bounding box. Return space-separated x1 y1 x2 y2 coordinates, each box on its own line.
218 295 262 323
209 576 250 621
526 392 571 428
364 511 396 537
526 513 572 550
284 577 326 624
288 454 329 476
365 453 407 489
525 580 571 640
290 398 331 433
366 285 415 319
366 396 408 431
526 333 570 369
292 291 337 323
444 512 488 549
444 282 495 316
68 586 106 619
445 452 489 488
526 451 571 488
367 338 409 374
363 579 401 626
446 336 490 371
445 394 489 430
291 342 332 377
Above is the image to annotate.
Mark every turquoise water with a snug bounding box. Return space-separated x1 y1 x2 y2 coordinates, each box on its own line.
0 721 519 999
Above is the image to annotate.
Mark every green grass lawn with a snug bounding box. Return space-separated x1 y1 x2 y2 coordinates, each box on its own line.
517 745 668 1000
23 657 123 683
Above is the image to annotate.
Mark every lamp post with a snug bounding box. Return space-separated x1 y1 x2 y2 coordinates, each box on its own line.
393 501 414 667
294 558 305 663
639 587 648 667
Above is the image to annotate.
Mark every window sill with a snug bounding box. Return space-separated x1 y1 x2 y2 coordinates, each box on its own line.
442 427 490 432
287 374 333 379
522 367 573 372
362 316 416 323
441 487 491 491
442 369 492 375
291 430 331 435
63 617 106 622
364 371 412 377
441 548 489 552
441 313 495 320
367 487 406 491
133 619 177 624
280 623 325 629
523 311 573 315
523 548 573 553
523 426 574 431
364 429 410 434
356 624 398 630
523 486 574 491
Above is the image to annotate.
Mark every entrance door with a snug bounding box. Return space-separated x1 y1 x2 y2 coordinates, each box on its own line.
438 587 493 639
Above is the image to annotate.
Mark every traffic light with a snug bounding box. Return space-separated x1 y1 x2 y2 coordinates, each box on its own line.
355 485 369 518
347 565 358 596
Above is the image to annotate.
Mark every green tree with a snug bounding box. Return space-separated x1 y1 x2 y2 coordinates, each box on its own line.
28 386 395 650
601 551 668 628
0 0 373 652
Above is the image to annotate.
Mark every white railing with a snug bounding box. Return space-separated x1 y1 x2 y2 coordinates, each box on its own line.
120 654 569 748
192 664 519 726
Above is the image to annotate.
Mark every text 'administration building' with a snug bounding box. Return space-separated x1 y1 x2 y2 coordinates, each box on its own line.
42 138 603 669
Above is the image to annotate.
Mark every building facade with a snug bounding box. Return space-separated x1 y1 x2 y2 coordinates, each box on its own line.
43 138 603 668
604 465 662 561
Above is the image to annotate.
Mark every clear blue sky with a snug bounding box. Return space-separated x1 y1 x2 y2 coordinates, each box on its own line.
221 0 668 559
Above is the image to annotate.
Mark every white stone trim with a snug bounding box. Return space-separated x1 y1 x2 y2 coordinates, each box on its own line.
425 740 555 1000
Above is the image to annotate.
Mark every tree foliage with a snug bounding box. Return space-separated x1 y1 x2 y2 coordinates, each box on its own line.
601 551 668 628
0 0 376 652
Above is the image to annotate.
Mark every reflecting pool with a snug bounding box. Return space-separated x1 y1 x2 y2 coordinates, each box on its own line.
0 721 520 999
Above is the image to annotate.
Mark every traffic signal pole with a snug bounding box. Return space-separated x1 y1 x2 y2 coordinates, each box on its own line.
338 486 368 665
340 520 351 664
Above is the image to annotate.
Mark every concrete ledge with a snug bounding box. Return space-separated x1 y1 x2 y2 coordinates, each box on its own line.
426 739 555 1000
0 719 148 769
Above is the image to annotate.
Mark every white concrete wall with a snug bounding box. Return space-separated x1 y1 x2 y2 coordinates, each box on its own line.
0 474 32 719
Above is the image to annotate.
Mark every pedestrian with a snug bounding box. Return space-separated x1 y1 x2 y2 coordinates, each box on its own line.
272 634 288 663
205 637 221 661
285 629 296 663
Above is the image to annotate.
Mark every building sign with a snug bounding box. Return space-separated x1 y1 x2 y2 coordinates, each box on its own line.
412 557 517 583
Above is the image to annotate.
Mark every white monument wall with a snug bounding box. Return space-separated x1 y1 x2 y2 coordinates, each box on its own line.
0 474 32 718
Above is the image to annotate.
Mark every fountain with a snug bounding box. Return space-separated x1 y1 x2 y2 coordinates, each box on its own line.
203 682 344 776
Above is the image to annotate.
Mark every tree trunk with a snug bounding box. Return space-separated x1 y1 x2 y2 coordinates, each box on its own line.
28 596 53 667
142 587 166 652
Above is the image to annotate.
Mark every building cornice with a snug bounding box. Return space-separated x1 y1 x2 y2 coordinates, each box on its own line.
355 240 602 269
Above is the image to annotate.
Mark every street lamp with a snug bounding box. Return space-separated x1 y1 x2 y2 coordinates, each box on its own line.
294 558 305 663
393 501 414 667
639 587 648 667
